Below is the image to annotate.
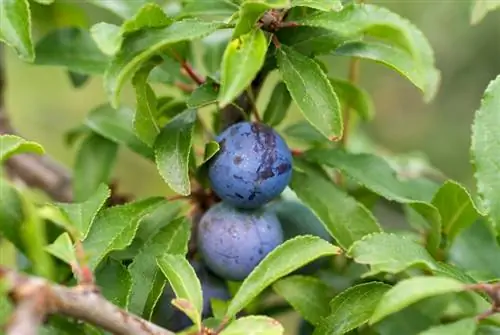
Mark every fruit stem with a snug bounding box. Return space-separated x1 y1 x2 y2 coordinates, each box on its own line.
246 87 262 122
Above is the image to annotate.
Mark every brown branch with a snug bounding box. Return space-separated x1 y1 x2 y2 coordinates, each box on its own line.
1 267 174 335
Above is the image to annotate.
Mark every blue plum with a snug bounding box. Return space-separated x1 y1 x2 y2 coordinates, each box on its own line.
153 260 231 331
208 121 293 209
197 202 284 281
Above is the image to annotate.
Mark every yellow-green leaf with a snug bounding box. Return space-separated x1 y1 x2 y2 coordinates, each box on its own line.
220 316 284 335
0 135 44 162
0 0 34 61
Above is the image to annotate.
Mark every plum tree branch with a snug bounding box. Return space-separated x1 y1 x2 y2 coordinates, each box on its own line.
0 267 175 335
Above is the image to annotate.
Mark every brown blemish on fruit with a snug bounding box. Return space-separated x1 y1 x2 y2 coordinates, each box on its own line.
233 155 243 165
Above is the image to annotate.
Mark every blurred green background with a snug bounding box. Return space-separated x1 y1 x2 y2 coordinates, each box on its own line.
5 1 500 198
3 1 500 333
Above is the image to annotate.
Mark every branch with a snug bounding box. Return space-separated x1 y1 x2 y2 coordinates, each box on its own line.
0 46 73 203
1 267 175 335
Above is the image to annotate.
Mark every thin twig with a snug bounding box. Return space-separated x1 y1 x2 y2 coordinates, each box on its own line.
1 267 174 335
169 51 205 86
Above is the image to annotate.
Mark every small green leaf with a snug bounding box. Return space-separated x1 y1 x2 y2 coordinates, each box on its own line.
67 71 89 88
471 0 500 25
219 316 284 335
127 218 190 316
348 233 437 277
154 109 197 196
0 135 44 162
329 77 374 121
272 275 333 326
232 0 290 38
19 193 55 279
44 233 76 266
262 82 292 126
187 80 219 108
35 28 109 74
133 64 161 146
90 22 122 56
276 26 347 56
180 0 239 21
291 0 342 11
157 254 203 328
277 45 342 140
290 166 381 250
300 3 440 101
73 132 118 202
369 277 465 324
0 0 34 61
218 29 268 107
95 258 131 308
449 219 500 281
226 235 341 318
83 197 166 270
471 74 500 235
314 282 391 335
0 181 24 251
55 184 110 239
419 318 477 335
105 19 223 107
431 181 480 246
85 104 154 160
202 141 220 164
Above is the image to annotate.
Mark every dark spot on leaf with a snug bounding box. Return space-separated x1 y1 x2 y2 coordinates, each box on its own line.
233 156 243 165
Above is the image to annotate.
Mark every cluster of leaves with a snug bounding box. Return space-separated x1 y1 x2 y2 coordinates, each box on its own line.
2 0 500 334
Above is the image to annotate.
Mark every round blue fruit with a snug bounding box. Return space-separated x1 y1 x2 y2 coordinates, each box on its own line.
208 122 293 209
197 202 284 281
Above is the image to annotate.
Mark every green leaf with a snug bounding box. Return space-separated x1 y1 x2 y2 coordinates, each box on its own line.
232 0 290 38
132 64 161 146
329 77 374 121
95 258 131 308
218 29 268 107
19 193 55 279
90 23 122 56
187 79 219 108
0 181 24 251
369 277 465 324
304 149 442 255
32 0 54 4
277 45 342 140
180 0 239 21
314 282 391 335
335 41 431 102
299 3 440 101
154 109 197 196
272 275 333 326
471 0 500 25
202 141 220 164
0 135 44 162
226 235 341 318
202 29 233 76
85 104 154 160
67 71 89 88
219 316 284 335
0 0 34 61
290 166 381 250
419 318 477 335
55 184 110 239
291 0 342 11
105 19 223 107
88 0 148 19
276 26 347 56
157 254 203 328
471 74 500 235
35 28 109 74
449 219 500 281
348 233 437 277
73 132 118 202
262 82 291 126
91 3 172 56
431 181 480 246
284 121 325 144
127 217 190 316
44 233 76 266
83 197 166 270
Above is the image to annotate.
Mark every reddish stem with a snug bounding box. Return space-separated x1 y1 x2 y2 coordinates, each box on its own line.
170 51 205 85
271 34 281 49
